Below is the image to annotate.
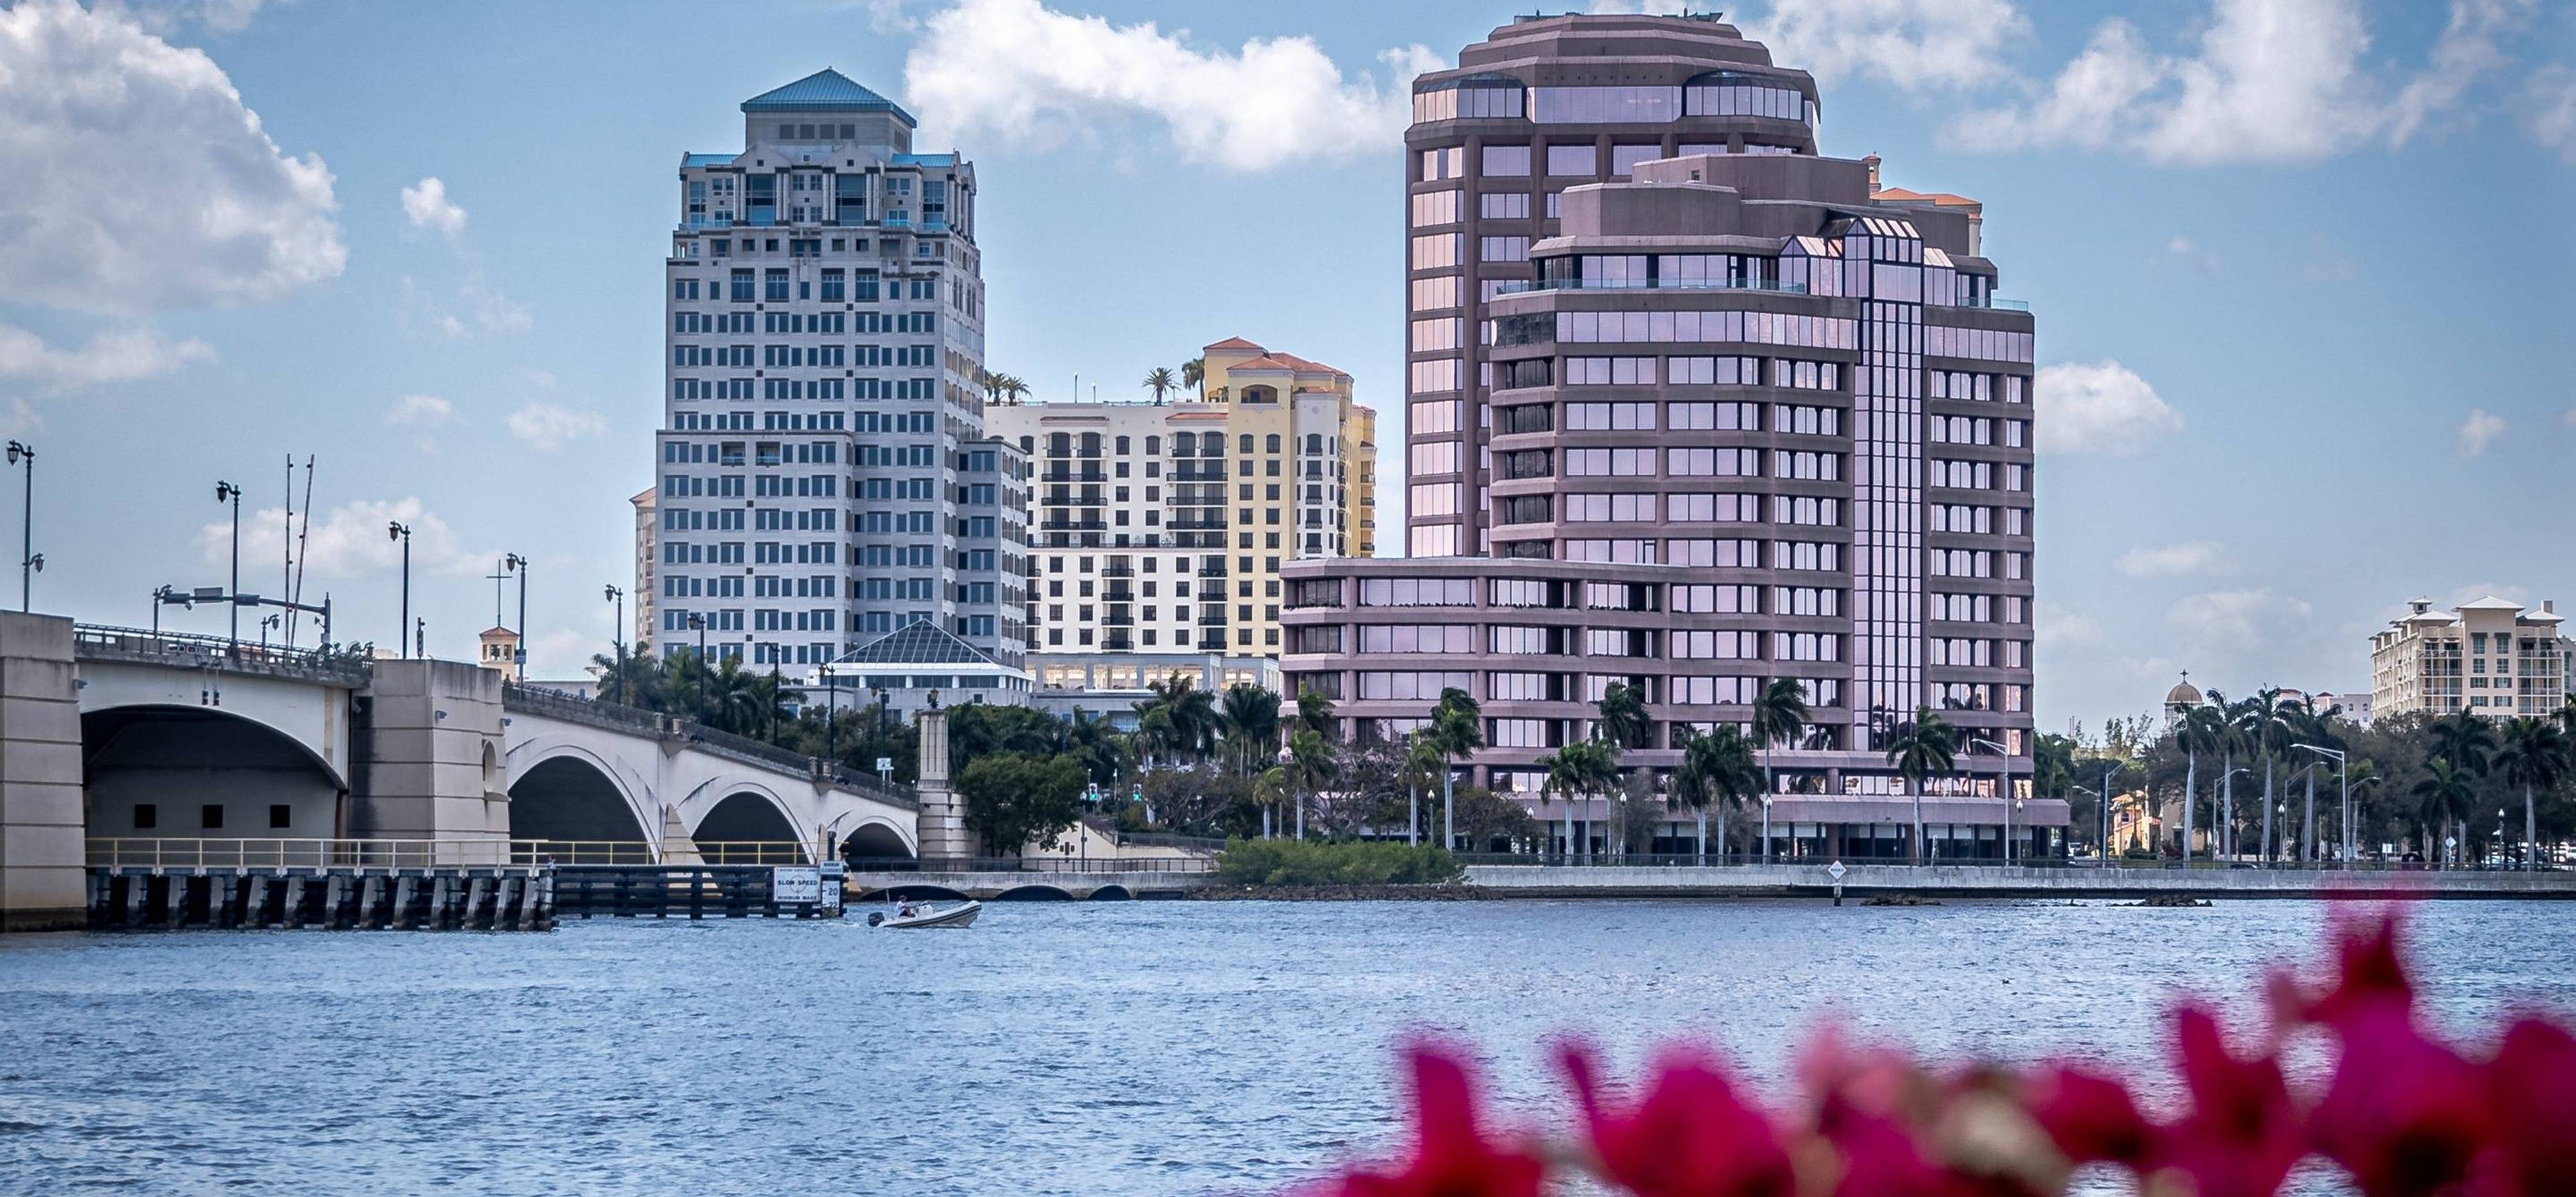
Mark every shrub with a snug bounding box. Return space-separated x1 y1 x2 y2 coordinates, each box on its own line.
1216 839 1464 887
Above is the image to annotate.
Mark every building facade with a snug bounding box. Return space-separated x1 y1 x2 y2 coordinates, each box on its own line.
1281 13 2050 858
646 69 1026 672
982 336 1377 661
2370 596 2571 721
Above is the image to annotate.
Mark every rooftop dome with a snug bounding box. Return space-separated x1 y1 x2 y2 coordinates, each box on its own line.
2165 676 2204 708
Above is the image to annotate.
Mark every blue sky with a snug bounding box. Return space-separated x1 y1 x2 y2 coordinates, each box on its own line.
0 0 2569 731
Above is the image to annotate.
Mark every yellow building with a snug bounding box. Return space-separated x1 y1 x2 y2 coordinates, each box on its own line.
985 336 1377 658
477 625 524 681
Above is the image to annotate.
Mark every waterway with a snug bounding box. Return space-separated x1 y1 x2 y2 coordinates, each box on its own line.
3 899 2570 1194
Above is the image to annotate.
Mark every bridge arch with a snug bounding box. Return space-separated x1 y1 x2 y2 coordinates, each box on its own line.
83 705 346 839
839 818 915 862
994 884 1074 902
503 740 655 848
696 790 803 843
1088 884 1134 901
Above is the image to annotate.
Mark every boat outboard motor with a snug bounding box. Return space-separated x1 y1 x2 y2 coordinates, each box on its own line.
866 912 885 927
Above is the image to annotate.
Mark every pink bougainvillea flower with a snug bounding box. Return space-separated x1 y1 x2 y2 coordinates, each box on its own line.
1558 1042 1794 1197
2023 1065 2153 1169
2473 1017 2576 1197
2292 910 2487 1197
2149 1004 2306 1197
1325 1043 1546 1197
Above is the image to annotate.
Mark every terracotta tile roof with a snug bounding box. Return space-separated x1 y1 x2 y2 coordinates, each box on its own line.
1873 186 1980 208
1201 336 1265 353
1230 352 1348 377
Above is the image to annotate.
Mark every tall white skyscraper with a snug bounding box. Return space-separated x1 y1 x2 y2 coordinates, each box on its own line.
647 70 1027 672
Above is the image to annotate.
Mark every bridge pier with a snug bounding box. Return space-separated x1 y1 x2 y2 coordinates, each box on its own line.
0 613 84 931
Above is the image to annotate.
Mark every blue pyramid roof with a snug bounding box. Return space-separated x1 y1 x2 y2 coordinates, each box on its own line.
742 68 914 123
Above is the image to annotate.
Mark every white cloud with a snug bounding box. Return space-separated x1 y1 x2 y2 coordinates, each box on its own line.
98 0 282 34
0 0 343 314
2167 235 2196 255
2390 0 2536 145
2455 408 2505 456
399 176 467 239
506 402 607 450
1746 0 2030 92
0 322 213 391
0 399 36 437
2032 601 2101 652
1950 18 2157 149
206 496 489 579
384 394 452 427
2168 588 2315 660
2114 541 2233 579
2033 361 2182 456
2528 64 2576 159
1953 0 2420 165
902 0 1439 171
400 274 529 339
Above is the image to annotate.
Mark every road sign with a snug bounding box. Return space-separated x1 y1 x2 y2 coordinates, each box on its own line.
875 757 894 774
1827 860 1847 881
771 865 822 904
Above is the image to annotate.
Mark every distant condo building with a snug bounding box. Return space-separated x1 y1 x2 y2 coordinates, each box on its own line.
645 69 1026 672
982 337 1377 660
1282 13 2050 859
2370 596 2571 721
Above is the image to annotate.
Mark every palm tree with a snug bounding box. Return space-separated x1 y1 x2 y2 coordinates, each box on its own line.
2278 696 2343 862
1179 356 1205 396
1884 706 1957 864
1142 366 1179 405
998 374 1030 405
590 641 667 711
2239 687 2288 861
1285 728 1336 841
2496 717 2567 873
1252 764 1289 838
2426 707 2498 862
1399 731 1444 847
1595 682 1650 750
1538 737 1621 863
2171 701 2223 863
1428 687 1483 851
2411 758 2478 868
2206 688 2247 859
1750 678 1807 861
1216 683 1281 780
1134 672 1218 765
1295 690 1336 741
1672 724 1757 864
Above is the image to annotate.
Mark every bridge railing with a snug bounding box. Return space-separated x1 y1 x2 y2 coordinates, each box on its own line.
88 837 550 870
499 683 918 809
73 624 372 687
846 855 1216 875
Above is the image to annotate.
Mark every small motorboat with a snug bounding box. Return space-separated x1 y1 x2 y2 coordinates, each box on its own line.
868 899 981 929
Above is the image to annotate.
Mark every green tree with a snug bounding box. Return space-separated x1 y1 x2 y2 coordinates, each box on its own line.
1295 689 1336 741
1449 784 1540 853
1217 683 1283 784
1538 737 1621 862
1428 687 1484 851
1671 723 1758 863
2171 700 2224 862
1285 727 1336 840
1750 678 1809 823
1179 356 1205 396
2496 717 2567 872
1885 706 1958 864
1142 366 1179 404
2411 758 2478 867
1399 731 1445 847
957 751 1087 855
1595 682 1650 750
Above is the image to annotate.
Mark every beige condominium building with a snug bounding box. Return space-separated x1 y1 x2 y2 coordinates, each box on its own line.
983 337 1378 660
2371 595 2571 721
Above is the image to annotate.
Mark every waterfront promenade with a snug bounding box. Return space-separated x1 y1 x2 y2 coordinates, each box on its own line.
1462 861 2576 900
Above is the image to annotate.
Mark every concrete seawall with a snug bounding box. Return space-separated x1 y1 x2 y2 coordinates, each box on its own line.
1463 863 2576 900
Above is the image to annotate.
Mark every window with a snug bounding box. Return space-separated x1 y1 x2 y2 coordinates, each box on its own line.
134 802 157 829
201 804 224 829
1480 192 1529 219
270 803 292 829
1546 144 1597 176
1481 145 1532 176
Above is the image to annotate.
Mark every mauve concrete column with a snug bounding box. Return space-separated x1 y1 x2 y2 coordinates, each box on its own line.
0 612 84 931
352 659 508 845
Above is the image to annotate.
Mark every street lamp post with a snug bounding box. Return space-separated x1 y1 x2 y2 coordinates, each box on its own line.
602 584 625 704
2293 743 2348 869
386 522 413 657
688 613 707 720
214 480 242 651
6 439 33 611
504 553 529 676
1760 792 1774 864
1278 744 1300 841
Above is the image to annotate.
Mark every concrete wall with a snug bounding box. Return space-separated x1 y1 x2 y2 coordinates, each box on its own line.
913 709 970 857
0 613 83 930
353 660 508 841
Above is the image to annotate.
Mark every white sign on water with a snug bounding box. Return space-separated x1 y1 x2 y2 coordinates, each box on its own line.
771 866 822 904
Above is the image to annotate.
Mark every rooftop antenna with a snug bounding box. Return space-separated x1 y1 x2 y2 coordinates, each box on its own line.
280 455 293 646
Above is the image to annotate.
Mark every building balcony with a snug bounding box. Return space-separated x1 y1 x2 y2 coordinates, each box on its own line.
1104 610 1134 627
1197 563 1228 578
1197 612 1228 627
1104 635 1134 652
1169 517 1226 531
1101 564 1135 578
1197 633 1228 651
1040 518 1106 532
1103 586 1134 603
